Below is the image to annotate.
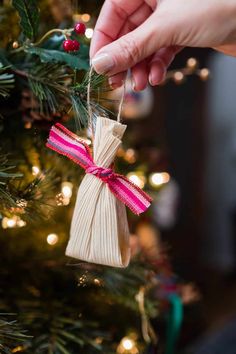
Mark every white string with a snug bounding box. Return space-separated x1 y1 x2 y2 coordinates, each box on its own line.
87 66 126 127
117 75 126 123
87 66 94 140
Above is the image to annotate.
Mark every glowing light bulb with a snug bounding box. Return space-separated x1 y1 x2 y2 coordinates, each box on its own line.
12 346 25 353
61 182 73 199
7 218 16 228
187 57 198 69
127 172 146 189
17 219 26 228
94 278 101 286
32 166 40 176
124 149 136 163
117 336 139 353
122 338 134 350
149 172 170 187
2 216 26 229
81 13 91 22
85 28 94 39
199 68 210 81
47 233 59 245
173 71 184 84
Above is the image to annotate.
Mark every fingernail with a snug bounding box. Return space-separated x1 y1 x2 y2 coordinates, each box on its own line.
131 77 136 91
91 53 114 74
108 77 123 89
149 67 167 86
149 73 154 86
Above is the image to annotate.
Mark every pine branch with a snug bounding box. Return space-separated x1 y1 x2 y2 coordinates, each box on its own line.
27 63 70 113
0 63 14 98
0 153 22 211
70 71 114 128
18 304 106 353
0 314 30 354
8 170 58 221
0 152 57 219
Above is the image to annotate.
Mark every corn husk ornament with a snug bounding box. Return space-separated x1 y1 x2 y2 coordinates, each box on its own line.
46 68 152 267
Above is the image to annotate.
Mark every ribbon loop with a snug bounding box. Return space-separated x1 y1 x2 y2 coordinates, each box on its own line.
46 123 152 215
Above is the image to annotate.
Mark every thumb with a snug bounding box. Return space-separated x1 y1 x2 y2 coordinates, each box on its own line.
91 12 170 75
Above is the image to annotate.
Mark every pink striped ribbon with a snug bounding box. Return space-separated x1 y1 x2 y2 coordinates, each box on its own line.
46 123 152 215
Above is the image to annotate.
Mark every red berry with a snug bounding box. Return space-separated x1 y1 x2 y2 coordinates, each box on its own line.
72 40 80 51
74 22 86 35
63 39 74 52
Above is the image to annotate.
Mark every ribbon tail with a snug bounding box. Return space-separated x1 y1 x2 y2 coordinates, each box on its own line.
46 123 93 169
108 175 152 215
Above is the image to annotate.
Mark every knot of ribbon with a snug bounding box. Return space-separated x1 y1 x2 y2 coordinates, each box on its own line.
85 166 115 183
46 123 152 215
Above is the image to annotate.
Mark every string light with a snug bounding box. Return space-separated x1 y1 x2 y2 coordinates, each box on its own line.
12 346 25 353
94 278 101 286
12 41 19 49
149 172 170 187
78 272 88 287
17 219 27 227
47 233 59 245
81 13 91 22
199 68 210 81
85 28 94 39
117 336 139 354
32 166 40 176
127 172 146 189
24 121 32 129
187 57 198 70
57 181 74 206
124 149 136 164
5 218 16 228
61 181 73 199
164 58 210 84
2 216 26 229
173 71 184 84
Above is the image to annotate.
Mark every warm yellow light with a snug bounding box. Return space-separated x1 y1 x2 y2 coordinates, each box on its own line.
117 336 139 354
24 121 32 129
81 13 91 22
12 346 25 353
6 218 16 228
2 216 26 229
199 68 210 81
122 338 134 350
47 233 59 245
61 182 73 199
85 28 94 39
124 149 136 163
127 172 146 189
187 57 198 69
94 278 101 286
174 71 184 83
17 219 26 227
32 166 40 176
149 172 170 187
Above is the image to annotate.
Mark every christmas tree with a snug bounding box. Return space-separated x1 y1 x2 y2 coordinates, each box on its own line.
0 1 205 353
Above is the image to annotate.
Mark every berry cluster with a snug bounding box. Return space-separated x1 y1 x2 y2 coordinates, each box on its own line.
63 22 86 52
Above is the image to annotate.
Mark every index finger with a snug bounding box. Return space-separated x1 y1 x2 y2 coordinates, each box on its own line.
90 0 143 58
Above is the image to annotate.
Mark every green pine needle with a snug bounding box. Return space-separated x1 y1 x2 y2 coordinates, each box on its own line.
27 63 69 113
0 63 14 98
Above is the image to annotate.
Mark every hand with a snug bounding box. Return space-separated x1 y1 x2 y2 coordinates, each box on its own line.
90 0 236 90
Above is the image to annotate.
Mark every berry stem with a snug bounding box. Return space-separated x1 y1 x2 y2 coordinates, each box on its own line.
32 28 73 47
12 28 74 53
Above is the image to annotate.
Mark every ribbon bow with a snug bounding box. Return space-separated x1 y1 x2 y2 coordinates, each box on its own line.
46 123 152 215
